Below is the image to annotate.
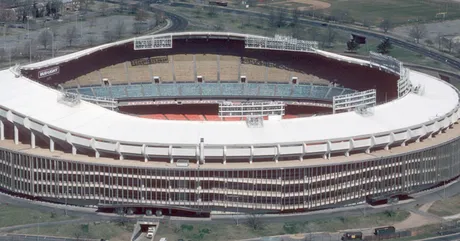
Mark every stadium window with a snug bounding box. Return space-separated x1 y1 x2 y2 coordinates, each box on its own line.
240 76 246 83
291 77 298 85
153 76 160 84
197 76 204 83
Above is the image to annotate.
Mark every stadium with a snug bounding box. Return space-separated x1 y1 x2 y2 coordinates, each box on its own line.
0 31 459 217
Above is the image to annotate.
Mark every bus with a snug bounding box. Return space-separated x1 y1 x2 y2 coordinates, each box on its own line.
374 226 396 236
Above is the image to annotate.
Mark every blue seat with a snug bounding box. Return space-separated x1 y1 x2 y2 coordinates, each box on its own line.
311 86 329 99
110 85 128 98
243 83 259 96
142 84 159 97
259 84 275 96
221 83 243 96
179 83 201 96
92 87 112 98
126 85 144 98
159 84 179 96
276 84 292 97
77 87 94 96
292 85 312 97
325 87 341 99
342 89 356 95
201 83 220 96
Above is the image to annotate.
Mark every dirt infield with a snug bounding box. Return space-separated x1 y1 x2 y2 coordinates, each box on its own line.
261 0 331 10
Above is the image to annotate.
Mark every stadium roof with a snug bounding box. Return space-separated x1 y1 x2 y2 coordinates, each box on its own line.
0 68 457 146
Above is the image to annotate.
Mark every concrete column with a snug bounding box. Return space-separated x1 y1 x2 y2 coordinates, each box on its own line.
217 55 220 82
0 120 4 140
50 138 54 152
264 65 268 83
193 55 197 82
119 154 124 161
95 150 100 158
144 156 148 162
13 125 18 144
171 56 176 82
31 131 35 149
149 64 154 82
124 62 130 84
72 145 77 155
237 57 241 81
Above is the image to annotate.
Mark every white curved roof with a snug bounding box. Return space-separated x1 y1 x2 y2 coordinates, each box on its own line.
0 67 457 146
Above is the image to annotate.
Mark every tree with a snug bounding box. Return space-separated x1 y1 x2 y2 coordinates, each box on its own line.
380 18 392 33
63 26 78 47
114 20 125 39
37 30 52 49
246 213 264 230
346 39 360 52
103 26 115 42
441 37 454 53
276 9 286 28
134 8 148 22
99 2 109 16
409 23 427 44
86 34 97 46
88 18 97 29
320 27 337 48
207 5 217 17
132 22 143 34
377 38 392 54
291 8 300 27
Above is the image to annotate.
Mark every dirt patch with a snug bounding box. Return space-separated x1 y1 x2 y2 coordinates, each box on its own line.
261 0 331 10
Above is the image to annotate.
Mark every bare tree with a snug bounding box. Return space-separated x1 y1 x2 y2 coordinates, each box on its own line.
132 22 143 35
99 2 109 16
114 20 125 39
291 8 300 27
37 30 52 49
134 8 148 22
103 26 116 42
246 213 264 230
88 18 97 29
63 26 78 47
321 27 337 48
441 37 454 53
409 23 427 44
147 19 157 31
23 39 37 59
380 18 393 33
0 48 5 61
86 34 97 46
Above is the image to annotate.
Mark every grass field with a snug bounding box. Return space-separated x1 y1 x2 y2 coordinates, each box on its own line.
428 194 460 217
251 0 460 25
0 203 76 228
11 221 134 241
154 210 409 241
323 0 460 24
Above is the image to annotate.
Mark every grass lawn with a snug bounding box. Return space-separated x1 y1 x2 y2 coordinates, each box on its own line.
0 203 76 228
428 194 460 217
154 210 409 241
12 221 134 241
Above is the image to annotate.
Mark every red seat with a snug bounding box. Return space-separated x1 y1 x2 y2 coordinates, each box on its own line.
139 114 166 120
224 117 241 121
165 114 188 120
204 115 221 121
185 114 206 121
